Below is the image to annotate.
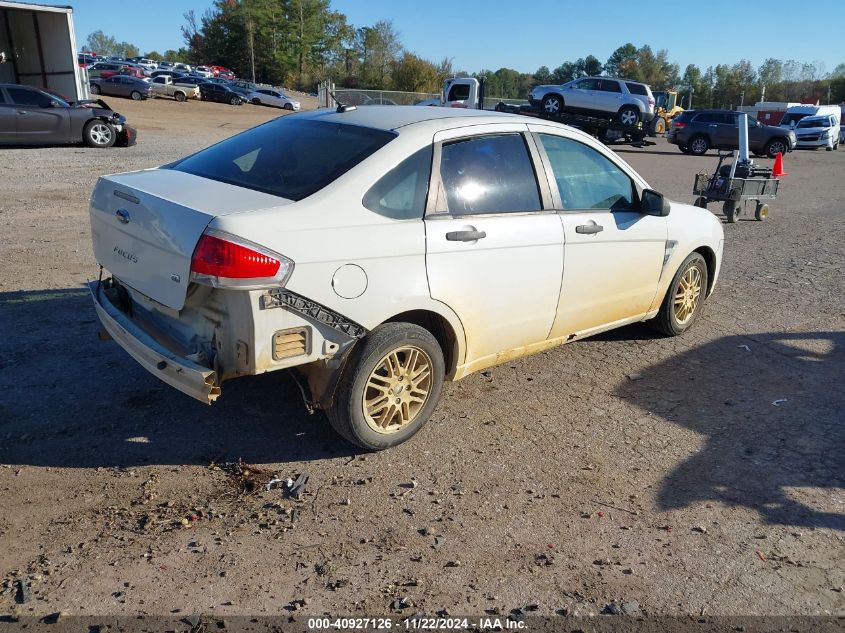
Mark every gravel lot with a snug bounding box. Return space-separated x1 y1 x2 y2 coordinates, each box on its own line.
0 96 843 622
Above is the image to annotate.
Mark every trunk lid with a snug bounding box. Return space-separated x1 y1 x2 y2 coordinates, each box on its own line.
90 169 287 310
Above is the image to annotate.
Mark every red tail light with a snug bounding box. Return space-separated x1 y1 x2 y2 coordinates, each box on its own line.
190 230 293 288
674 122 686 129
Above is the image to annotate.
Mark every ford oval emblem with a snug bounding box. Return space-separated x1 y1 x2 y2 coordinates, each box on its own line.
116 208 130 224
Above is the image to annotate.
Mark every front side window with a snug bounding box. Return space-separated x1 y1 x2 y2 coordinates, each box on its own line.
7 88 52 108
168 118 396 201
574 79 599 91
538 133 635 211
363 146 432 220
439 134 541 215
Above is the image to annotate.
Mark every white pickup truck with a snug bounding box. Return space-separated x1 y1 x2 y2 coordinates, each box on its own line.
150 76 199 102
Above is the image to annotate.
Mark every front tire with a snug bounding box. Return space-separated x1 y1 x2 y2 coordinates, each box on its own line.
650 253 708 337
542 94 563 116
251 98 261 105
284 103 294 111
754 202 769 221
689 135 709 156
327 323 445 451
618 106 640 126
83 119 116 148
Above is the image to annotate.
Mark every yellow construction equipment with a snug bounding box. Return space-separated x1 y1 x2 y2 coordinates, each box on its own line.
649 90 684 136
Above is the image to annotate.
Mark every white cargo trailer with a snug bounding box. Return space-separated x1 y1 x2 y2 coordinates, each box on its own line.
0 1 86 100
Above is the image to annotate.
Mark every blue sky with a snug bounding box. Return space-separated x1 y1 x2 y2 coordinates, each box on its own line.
70 0 842 74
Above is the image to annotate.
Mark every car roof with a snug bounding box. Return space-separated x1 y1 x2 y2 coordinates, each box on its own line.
294 105 521 131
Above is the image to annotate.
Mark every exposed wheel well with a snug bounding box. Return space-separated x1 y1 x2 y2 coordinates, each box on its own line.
385 310 459 374
694 246 717 296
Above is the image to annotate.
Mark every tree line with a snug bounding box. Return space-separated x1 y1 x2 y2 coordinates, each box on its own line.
84 4 845 106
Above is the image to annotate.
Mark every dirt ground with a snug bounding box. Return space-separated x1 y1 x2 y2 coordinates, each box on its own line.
0 95 843 623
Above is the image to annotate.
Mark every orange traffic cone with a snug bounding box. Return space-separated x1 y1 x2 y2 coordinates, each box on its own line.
772 152 789 177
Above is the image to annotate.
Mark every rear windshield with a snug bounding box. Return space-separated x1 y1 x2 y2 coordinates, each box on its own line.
625 82 648 95
167 118 396 201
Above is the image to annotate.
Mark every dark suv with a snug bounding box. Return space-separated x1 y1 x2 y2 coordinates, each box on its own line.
668 110 796 158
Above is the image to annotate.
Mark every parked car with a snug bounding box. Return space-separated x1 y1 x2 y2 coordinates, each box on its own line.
112 67 147 81
791 115 840 151
77 53 97 68
150 76 199 102
90 76 153 101
86 62 130 80
88 106 723 450
529 77 655 125
667 109 796 157
249 89 300 110
172 63 192 73
0 84 135 148
151 70 186 80
192 66 214 78
172 76 209 88
199 82 245 104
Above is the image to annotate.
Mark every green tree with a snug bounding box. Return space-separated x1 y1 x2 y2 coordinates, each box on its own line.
534 65 552 84
583 54 603 77
605 43 638 78
392 52 440 93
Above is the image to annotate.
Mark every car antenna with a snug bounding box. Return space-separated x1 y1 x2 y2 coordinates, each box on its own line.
329 88 356 113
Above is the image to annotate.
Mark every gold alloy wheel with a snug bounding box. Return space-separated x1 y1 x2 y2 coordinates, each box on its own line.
673 266 703 325
363 346 432 434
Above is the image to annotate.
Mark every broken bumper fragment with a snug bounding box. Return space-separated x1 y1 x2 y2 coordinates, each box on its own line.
89 281 220 404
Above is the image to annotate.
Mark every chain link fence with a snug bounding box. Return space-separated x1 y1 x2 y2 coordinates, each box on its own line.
317 82 528 110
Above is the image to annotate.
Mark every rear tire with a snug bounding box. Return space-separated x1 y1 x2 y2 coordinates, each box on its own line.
694 196 708 208
618 106 641 126
754 202 769 221
83 119 116 148
130 90 142 101
650 253 708 337
251 98 261 105
764 138 788 158
230 95 241 105
174 91 187 102
648 117 666 136
327 323 445 451
90 84 100 95
689 135 709 156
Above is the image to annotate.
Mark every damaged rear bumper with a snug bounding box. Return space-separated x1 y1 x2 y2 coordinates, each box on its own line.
89 281 220 404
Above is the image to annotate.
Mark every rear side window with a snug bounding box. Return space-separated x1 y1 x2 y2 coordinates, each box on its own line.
598 80 621 93
438 134 541 215
363 146 432 220
0 90 7 105
168 118 395 201
625 82 648 96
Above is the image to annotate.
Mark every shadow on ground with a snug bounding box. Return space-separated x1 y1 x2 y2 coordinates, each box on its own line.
614 329 845 530
0 288 355 468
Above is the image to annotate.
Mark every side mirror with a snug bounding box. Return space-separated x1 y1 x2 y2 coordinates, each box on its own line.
641 188 670 216
48 100 61 108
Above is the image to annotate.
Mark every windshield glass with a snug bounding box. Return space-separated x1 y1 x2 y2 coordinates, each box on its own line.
167 118 396 201
797 118 827 129
780 113 809 126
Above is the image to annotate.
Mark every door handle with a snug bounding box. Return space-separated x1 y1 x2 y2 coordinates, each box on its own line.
17 110 27 115
575 223 604 235
446 229 486 242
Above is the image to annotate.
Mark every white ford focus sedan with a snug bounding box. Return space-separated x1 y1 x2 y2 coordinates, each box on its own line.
89 106 724 450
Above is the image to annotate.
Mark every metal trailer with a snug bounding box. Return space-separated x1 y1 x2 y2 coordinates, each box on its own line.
0 1 86 101
692 151 780 223
520 105 656 148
